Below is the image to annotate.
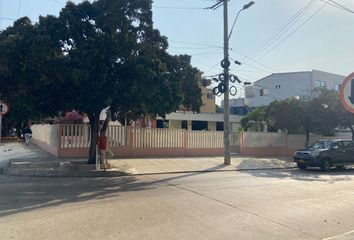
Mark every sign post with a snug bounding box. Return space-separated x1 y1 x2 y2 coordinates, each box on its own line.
0 101 10 145
339 72 354 113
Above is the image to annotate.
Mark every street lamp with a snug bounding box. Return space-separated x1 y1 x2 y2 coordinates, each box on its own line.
222 0 255 165
228 1 255 41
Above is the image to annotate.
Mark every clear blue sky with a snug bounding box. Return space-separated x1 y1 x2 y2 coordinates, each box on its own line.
1 0 353 100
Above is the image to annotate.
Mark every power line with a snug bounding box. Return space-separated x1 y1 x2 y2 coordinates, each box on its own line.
257 2 327 60
154 6 206 10
319 0 354 13
0 0 2 29
17 0 22 18
233 0 318 75
246 0 317 63
169 45 220 50
191 48 223 56
0 17 16 21
237 0 326 74
169 40 222 49
168 40 276 75
229 48 277 72
52 0 65 6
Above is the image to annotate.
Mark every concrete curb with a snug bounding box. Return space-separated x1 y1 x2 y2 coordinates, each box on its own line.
4 168 134 178
3 160 137 178
2 165 296 178
131 166 297 176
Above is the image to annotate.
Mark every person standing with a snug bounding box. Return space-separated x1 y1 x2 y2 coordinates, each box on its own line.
22 126 32 145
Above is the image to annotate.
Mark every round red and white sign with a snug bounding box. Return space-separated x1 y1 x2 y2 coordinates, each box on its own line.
339 72 354 114
0 102 9 115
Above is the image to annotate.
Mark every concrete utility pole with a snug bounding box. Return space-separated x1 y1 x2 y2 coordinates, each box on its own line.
223 0 231 165
208 0 254 165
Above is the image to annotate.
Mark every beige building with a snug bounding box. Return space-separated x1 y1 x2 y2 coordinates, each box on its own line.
158 79 241 132
200 81 216 113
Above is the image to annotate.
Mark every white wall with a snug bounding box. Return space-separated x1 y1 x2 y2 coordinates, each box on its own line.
245 71 312 108
169 120 182 129
245 70 346 108
311 70 345 90
208 121 216 131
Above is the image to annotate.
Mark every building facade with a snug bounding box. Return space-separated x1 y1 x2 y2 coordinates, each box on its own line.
244 70 345 108
158 79 242 131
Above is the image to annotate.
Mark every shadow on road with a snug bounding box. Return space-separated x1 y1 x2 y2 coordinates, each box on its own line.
3 155 353 219
0 163 232 218
0 174 157 218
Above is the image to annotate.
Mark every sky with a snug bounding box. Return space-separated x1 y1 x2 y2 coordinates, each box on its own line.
0 0 353 101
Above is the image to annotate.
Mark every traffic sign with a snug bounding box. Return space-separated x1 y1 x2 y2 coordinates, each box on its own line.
339 72 354 114
0 102 9 116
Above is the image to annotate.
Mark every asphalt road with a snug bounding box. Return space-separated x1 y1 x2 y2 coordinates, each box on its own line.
1 168 354 240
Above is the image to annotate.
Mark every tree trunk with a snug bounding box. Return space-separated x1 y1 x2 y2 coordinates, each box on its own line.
305 130 310 148
87 113 100 164
349 124 354 142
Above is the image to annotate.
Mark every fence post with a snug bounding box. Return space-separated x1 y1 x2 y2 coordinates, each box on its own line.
239 131 243 155
285 132 288 156
57 124 62 157
128 126 133 156
183 129 188 156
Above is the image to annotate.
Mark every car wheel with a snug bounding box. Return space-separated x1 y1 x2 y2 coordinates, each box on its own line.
321 159 331 172
297 163 306 170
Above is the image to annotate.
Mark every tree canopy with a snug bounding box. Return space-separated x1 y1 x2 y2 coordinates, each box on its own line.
241 88 354 146
0 0 202 163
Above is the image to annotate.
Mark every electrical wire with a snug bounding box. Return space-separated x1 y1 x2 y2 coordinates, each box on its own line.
17 0 22 18
245 0 317 63
52 0 65 6
228 0 319 78
154 6 207 10
168 39 276 76
0 0 2 29
169 40 222 49
237 0 326 75
319 0 354 13
0 17 16 21
256 2 326 60
169 45 221 50
229 49 277 72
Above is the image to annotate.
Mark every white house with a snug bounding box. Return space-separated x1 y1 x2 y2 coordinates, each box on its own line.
244 70 346 108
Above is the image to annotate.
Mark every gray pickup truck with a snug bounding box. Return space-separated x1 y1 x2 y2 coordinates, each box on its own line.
293 139 354 171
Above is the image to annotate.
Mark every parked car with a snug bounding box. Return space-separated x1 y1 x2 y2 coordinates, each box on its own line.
293 139 354 171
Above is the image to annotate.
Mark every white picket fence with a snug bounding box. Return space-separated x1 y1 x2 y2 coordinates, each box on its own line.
132 128 184 148
187 131 224 149
31 124 58 146
242 132 341 149
56 124 223 149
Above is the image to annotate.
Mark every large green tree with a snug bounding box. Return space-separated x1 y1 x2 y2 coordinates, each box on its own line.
0 0 202 163
266 98 305 134
0 17 63 132
263 89 354 146
240 107 267 132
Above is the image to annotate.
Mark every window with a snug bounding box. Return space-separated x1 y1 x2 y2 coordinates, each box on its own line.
207 93 214 99
260 88 269 96
334 83 341 92
245 87 255 98
342 141 353 148
315 80 326 88
333 142 344 149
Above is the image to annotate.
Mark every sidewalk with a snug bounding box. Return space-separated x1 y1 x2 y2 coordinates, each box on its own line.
1 142 296 177
112 156 296 175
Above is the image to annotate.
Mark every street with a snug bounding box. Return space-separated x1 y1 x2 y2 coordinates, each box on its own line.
1 168 354 239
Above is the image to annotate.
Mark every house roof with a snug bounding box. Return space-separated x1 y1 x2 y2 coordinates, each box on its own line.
164 111 242 123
